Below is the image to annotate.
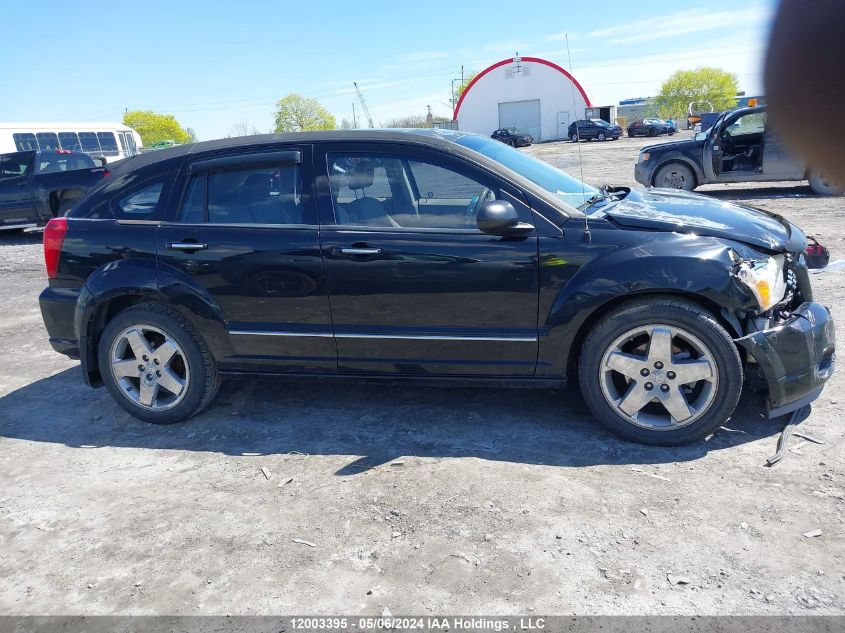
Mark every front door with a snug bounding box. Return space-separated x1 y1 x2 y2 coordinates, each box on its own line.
156 146 336 373
0 152 35 226
557 112 570 139
316 144 539 376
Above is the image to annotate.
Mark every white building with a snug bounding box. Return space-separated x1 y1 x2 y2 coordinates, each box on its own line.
453 55 593 142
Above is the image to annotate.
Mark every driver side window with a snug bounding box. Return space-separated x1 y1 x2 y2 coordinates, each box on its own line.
327 153 496 230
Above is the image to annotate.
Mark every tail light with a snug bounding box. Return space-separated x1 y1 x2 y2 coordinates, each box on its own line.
43 217 68 279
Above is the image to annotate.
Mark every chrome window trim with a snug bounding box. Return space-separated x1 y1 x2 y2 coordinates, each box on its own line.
229 330 536 342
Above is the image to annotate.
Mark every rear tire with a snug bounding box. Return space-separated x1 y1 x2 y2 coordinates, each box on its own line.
578 298 743 446
570 133 579 143
654 162 696 191
98 303 220 424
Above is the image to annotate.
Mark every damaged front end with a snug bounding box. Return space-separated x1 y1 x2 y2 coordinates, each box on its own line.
730 250 836 418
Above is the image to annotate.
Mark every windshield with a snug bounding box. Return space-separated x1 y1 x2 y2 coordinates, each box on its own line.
591 119 610 127
455 134 599 208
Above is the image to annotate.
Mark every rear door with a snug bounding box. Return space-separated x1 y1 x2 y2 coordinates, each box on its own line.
316 142 539 377
0 152 36 226
156 146 336 373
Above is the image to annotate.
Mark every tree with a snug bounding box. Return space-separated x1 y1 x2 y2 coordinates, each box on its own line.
185 127 198 144
273 94 336 132
122 110 191 146
339 118 355 129
652 67 739 120
454 72 478 101
383 114 429 128
230 121 263 137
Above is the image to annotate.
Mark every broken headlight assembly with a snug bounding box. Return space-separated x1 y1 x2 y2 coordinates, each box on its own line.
736 255 788 312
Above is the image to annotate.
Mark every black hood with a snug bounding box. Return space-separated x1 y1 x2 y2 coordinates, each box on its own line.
601 188 805 253
641 137 700 154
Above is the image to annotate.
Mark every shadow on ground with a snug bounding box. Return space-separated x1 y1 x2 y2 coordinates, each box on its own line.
0 367 789 474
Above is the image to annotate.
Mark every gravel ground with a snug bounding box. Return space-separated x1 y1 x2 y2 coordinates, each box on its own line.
0 134 843 616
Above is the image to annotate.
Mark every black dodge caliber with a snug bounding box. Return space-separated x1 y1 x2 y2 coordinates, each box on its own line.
38 130 835 445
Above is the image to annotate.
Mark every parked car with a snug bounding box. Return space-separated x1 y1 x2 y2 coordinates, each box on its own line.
39 130 835 446
568 119 622 142
628 118 674 138
0 149 107 231
635 104 843 195
491 128 533 147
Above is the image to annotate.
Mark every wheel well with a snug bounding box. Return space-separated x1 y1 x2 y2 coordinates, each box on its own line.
565 291 740 380
86 295 186 385
651 159 699 188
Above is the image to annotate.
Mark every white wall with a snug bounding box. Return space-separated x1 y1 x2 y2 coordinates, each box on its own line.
456 60 589 142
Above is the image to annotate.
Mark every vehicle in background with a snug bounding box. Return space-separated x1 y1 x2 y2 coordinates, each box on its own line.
144 140 181 152
627 118 674 138
0 123 142 163
0 149 107 231
635 104 843 195
687 101 714 130
568 119 622 142
491 128 533 147
665 119 677 133
38 129 835 446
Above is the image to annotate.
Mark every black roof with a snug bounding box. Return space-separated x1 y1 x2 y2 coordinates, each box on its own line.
106 129 479 177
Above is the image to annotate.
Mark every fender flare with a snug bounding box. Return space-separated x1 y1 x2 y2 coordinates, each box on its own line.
536 239 757 377
75 259 233 386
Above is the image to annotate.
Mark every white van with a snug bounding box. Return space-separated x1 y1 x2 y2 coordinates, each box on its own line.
0 122 143 163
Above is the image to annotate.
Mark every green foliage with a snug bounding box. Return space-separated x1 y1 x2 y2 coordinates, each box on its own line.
273 94 336 132
185 127 198 143
454 72 478 100
122 110 191 146
653 67 739 119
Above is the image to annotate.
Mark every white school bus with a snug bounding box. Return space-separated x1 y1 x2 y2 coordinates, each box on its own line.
0 122 143 162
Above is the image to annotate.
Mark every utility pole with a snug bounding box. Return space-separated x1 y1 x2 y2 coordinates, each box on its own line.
351 102 358 128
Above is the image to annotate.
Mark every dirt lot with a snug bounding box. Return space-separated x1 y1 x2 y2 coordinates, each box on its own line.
0 133 843 616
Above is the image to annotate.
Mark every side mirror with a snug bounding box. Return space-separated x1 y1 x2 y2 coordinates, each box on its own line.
476 199 533 236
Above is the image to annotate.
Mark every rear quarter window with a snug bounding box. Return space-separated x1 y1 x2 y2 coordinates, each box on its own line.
70 171 175 220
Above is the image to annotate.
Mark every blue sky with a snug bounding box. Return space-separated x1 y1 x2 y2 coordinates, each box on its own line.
1 0 775 140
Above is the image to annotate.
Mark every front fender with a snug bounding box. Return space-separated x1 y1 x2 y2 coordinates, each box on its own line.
536 234 758 377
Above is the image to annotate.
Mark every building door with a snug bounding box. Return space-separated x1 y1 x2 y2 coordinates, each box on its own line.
498 99 541 142
556 111 570 140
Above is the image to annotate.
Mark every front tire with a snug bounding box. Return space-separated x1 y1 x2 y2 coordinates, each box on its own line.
98 303 220 424
597 132 606 141
654 162 696 191
578 298 743 445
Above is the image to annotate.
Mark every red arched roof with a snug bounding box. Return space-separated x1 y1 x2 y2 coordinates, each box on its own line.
453 56 592 120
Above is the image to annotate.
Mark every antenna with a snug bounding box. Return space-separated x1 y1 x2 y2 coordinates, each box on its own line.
566 34 590 241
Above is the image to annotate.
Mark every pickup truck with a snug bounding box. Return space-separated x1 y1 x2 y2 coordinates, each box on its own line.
0 149 107 231
634 105 842 195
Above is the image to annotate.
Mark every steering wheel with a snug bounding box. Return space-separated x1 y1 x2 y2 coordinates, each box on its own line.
465 187 492 226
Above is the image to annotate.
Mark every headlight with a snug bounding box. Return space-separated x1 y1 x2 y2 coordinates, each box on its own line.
736 255 787 311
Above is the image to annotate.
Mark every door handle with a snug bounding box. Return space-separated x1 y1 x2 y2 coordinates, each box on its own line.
339 247 382 256
167 241 208 251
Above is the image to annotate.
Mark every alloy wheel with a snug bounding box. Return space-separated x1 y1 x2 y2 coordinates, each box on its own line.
599 324 719 430
109 324 190 410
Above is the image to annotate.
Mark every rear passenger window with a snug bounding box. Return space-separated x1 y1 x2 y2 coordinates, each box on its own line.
36 133 59 150
58 132 81 151
177 164 304 224
13 133 37 151
97 132 119 156
115 182 164 219
78 132 101 153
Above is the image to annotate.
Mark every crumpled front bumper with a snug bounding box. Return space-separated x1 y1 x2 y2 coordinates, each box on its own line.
736 302 836 418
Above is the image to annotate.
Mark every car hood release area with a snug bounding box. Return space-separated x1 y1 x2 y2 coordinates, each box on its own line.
604 188 799 252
